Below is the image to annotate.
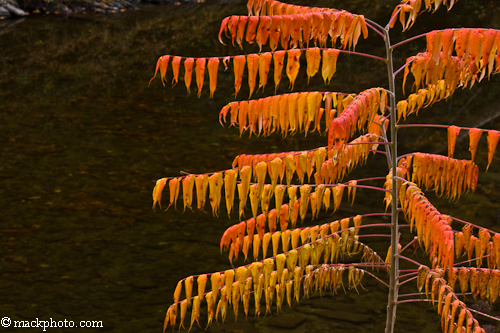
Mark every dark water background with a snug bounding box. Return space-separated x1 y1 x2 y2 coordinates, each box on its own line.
1 1 500 332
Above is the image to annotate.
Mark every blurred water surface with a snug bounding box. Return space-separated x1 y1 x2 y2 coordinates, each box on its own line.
1 2 500 332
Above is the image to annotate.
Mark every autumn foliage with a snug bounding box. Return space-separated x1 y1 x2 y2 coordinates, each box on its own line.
150 0 500 332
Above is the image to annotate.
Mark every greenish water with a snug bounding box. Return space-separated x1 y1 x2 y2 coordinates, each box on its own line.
1 2 500 333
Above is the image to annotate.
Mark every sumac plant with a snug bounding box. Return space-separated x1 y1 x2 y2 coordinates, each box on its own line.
150 0 500 332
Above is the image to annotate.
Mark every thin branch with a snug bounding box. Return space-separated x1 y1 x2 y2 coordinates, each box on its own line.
385 6 401 31
395 298 429 305
365 18 386 38
393 58 414 77
383 88 396 98
364 270 391 289
349 141 392 146
354 176 388 183
343 184 391 193
398 237 417 255
391 28 474 50
396 152 414 161
391 32 427 50
330 49 387 62
396 271 418 280
358 233 392 237
398 292 424 298
396 123 450 129
454 253 493 266
449 215 490 231
398 274 418 286
398 123 500 133
395 299 500 323
468 307 500 322
396 254 421 267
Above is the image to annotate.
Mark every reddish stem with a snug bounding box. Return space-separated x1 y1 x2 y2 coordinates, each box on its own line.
396 254 421 267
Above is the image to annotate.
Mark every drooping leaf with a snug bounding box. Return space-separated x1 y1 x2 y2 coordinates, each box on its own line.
171 56 182 87
306 47 321 83
233 55 247 97
321 49 340 85
152 178 167 210
258 52 273 91
182 174 195 212
286 49 301 90
183 58 195 93
447 125 461 158
273 50 286 92
195 58 206 98
247 54 260 98
487 130 500 171
468 128 483 162
245 16 260 44
207 57 220 98
208 172 223 217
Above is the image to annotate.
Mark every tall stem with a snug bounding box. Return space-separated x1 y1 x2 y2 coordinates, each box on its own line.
384 26 400 333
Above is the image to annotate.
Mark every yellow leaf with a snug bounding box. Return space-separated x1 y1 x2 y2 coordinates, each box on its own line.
224 170 238 217
152 178 167 210
306 47 321 82
208 172 223 217
182 174 195 212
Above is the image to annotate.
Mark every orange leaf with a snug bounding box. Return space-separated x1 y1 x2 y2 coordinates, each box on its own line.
441 29 454 61
321 49 340 85
195 58 206 98
182 174 195 212
150 55 170 86
208 172 223 217
273 50 286 92
301 13 313 48
195 174 208 210
236 16 248 48
152 178 167 210
481 29 497 69
290 14 302 48
224 170 238 218
454 28 470 59
286 49 301 90
218 16 230 45
269 16 282 51
256 16 271 52
171 56 182 86
258 52 272 92
306 47 321 83
228 16 240 47
168 177 180 210
487 130 500 171
280 15 292 49
233 55 246 97
468 29 484 64
183 58 194 93
246 54 260 98
207 57 219 98
447 125 460 158
468 128 483 162
245 16 260 44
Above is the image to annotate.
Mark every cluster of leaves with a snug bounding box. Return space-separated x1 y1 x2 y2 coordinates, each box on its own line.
150 0 500 332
